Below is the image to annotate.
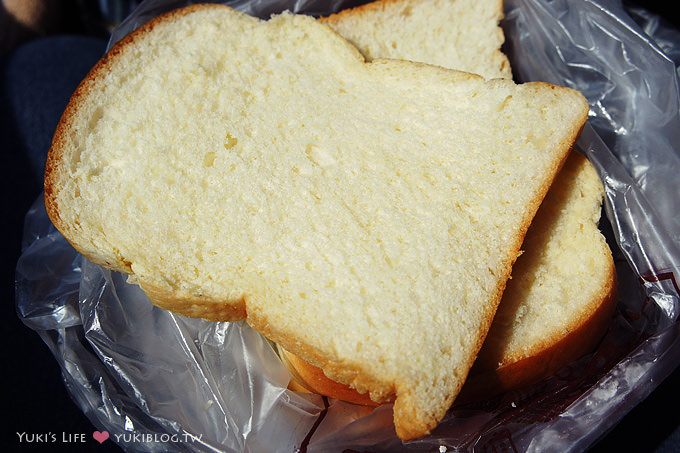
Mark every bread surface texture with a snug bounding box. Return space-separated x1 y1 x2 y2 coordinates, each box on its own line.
324 0 616 399
44 4 589 441
321 0 512 79
461 151 617 396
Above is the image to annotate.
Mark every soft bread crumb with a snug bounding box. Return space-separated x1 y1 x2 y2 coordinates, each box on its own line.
473 152 616 372
322 0 511 79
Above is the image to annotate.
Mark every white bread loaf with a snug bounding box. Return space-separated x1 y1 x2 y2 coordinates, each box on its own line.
321 0 512 79
44 4 589 440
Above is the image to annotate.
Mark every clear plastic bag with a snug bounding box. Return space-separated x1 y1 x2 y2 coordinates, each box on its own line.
15 0 680 451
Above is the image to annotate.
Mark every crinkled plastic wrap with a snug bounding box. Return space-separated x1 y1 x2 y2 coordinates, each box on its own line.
15 0 680 451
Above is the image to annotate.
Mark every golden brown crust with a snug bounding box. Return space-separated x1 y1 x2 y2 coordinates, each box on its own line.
322 0 406 22
139 279 247 322
322 0 505 27
279 259 617 412
458 250 618 404
277 345 383 406
395 144 576 439
455 151 616 403
246 304 398 403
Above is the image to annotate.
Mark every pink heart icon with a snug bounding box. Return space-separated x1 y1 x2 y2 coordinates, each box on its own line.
93 431 110 444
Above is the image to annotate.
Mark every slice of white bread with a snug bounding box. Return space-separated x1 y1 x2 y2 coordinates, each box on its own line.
269 0 616 404
459 151 617 400
321 0 512 79
44 4 589 441
285 153 619 406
